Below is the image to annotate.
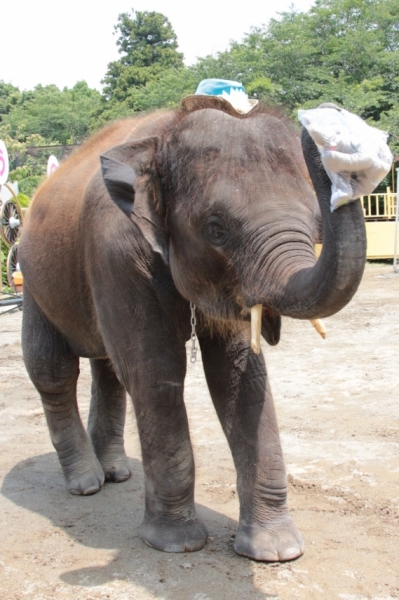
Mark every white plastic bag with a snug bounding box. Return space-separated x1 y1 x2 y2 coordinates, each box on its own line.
298 107 393 211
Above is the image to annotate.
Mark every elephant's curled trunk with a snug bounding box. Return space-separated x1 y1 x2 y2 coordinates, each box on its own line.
266 128 367 320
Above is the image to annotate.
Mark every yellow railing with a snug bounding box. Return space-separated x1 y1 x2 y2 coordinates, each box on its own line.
361 188 397 220
315 187 399 259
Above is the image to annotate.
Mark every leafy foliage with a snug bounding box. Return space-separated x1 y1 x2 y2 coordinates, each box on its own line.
102 10 184 104
2 81 101 145
121 67 197 112
1 1 399 200
1 239 9 290
0 82 20 122
17 193 30 208
0 123 47 196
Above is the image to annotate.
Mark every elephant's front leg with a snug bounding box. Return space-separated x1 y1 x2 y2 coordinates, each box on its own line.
128 347 208 553
200 331 304 562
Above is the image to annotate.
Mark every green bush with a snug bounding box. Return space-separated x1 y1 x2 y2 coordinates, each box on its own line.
1 239 9 290
17 193 30 208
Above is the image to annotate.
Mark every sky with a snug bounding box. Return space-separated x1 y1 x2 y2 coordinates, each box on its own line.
2 0 315 92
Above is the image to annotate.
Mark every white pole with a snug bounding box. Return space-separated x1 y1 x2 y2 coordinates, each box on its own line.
394 167 399 273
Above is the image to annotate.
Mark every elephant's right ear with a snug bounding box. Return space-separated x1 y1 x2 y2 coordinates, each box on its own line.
100 136 168 263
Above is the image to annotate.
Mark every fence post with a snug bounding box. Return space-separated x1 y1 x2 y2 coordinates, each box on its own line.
393 168 399 272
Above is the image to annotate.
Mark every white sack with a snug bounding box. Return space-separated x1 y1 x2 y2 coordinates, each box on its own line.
298 107 393 211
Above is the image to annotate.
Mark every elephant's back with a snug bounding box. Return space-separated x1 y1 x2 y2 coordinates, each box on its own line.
18 110 176 353
25 109 176 235
23 111 172 255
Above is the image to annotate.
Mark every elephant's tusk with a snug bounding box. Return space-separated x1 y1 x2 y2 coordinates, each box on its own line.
310 318 326 339
250 304 263 354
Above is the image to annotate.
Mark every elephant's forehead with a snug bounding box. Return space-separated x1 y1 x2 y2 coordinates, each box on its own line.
205 171 313 219
168 109 314 216
177 109 288 158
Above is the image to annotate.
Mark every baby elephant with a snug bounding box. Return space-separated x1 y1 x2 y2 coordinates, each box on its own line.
19 96 366 561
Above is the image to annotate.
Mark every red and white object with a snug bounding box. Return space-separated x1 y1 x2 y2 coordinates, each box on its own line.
0 140 10 185
47 155 59 177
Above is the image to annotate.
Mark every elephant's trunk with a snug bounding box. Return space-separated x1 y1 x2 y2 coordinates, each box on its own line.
250 128 367 320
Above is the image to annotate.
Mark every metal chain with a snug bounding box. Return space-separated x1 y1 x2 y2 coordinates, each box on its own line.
190 302 197 364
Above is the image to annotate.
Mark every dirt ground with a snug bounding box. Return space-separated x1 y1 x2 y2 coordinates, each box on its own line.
0 262 398 600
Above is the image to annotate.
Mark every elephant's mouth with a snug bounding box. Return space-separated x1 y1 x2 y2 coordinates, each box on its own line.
261 306 281 347
248 305 327 352
242 304 281 349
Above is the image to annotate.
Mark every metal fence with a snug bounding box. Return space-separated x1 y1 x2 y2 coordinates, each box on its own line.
10 144 81 170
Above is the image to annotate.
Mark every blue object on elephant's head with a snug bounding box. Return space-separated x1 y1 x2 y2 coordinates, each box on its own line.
182 78 256 115
195 79 246 96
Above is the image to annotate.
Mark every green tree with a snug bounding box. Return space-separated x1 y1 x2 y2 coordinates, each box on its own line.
2 82 101 145
102 10 184 103
120 67 197 112
0 122 49 197
90 66 196 130
0 82 20 122
190 0 398 114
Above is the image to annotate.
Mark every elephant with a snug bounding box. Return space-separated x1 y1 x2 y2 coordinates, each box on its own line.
18 95 366 562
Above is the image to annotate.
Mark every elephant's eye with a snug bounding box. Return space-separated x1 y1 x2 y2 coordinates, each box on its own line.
203 216 230 247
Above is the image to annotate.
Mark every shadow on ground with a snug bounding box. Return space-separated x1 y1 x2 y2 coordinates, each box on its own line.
2 453 279 599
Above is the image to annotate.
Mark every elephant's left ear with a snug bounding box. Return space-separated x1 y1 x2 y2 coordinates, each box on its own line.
100 155 137 216
100 136 168 263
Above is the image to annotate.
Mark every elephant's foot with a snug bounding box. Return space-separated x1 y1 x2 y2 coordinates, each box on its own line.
234 513 304 562
100 451 132 483
61 452 105 496
140 513 208 553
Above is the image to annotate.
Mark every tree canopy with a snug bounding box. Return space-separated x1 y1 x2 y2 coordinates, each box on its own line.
0 82 101 195
183 0 399 157
1 1 399 198
102 10 184 102
190 0 399 113
2 81 101 145
0 82 20 122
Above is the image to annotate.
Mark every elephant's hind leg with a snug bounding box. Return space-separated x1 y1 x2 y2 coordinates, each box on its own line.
87 358 132 483
22 288 104 495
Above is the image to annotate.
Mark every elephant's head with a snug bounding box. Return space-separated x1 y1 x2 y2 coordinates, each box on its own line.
100 98 366 345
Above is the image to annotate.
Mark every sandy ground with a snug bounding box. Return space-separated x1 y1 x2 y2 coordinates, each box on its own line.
0 263 398 600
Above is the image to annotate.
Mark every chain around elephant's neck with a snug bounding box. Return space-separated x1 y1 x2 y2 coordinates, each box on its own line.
190 303 197 364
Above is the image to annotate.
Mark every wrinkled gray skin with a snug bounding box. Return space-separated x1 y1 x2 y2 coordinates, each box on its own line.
18 98 366 562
